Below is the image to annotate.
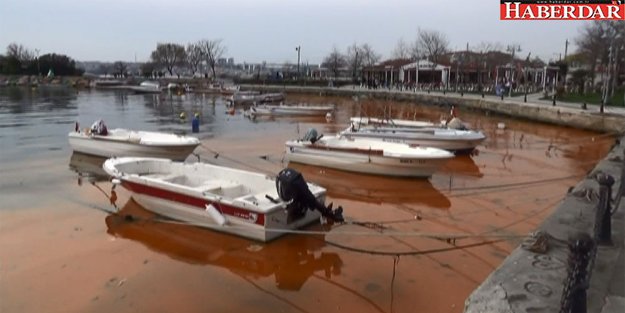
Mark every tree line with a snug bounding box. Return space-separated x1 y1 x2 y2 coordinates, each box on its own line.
0 43 84 76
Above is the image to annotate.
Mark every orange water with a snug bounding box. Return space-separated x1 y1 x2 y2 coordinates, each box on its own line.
0 89 614 313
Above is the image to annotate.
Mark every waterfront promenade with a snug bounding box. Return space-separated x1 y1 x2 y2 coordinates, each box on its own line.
243 83 625 313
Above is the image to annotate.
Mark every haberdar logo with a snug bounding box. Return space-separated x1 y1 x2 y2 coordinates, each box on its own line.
500 0 625 20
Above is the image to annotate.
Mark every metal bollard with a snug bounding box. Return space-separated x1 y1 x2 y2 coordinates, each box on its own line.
553 95 557 106
560 232 594 313
596 173 615 245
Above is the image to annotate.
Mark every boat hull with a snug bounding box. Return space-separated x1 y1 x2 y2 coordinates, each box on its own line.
69 135 198 161
250 106 334 117
285 142 450 178
104 157 327 242
129 189 322 242
341 131 485 153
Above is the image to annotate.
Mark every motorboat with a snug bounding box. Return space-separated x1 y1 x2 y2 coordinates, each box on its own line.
166 83 189 94
340 125 486 154
227 91 285 105
68 120 200 161
90 79 124 89
247 103 335 117
128 81 162 94
103 157 341 242
285 130 454 178
350 116 439 128
220 84 240 95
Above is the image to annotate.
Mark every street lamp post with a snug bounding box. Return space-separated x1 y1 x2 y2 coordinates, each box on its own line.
35 49 40 77
295 46 301 80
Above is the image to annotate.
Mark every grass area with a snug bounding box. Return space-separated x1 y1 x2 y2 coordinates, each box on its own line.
541 89 625 107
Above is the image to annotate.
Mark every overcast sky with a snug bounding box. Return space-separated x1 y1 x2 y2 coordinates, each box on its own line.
0 0 586 64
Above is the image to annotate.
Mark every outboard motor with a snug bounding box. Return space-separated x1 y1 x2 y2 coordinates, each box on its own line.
276 168 344 223
302 128 323 144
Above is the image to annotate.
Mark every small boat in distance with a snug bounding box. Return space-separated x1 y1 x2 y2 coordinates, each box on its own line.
128 81 162 94
285 129 454 178
227 91 285 105
103 157 337 242
247 103 335 117
68 120 200 161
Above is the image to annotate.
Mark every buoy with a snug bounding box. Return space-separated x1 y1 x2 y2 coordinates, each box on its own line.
205 204 227 226
497 122 506 130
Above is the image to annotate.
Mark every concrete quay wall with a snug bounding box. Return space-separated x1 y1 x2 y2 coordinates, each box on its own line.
462 136 624 313
241 85 625 134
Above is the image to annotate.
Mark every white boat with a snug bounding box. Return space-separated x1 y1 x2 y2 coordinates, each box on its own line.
350 117 439 128
248 104 335 117
285 132 454 178
68 121 200 161
90 79 124 88
128 81 162 94
341 126 486 153
220 84 240 95
103 157 334 242
227 92 284 105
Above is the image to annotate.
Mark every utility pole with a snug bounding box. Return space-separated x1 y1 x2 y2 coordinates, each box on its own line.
563 39 569 90
295 46 301 80
35 49 40 77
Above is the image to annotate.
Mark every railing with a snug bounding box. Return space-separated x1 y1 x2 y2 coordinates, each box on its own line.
559 146 624 313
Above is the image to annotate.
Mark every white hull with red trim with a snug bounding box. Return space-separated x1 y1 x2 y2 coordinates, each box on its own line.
69 128 200 161
103 157 326 242
285 136 453 178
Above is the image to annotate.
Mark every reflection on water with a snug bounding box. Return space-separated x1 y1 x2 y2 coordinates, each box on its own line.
440 154 483 178
68 152 110 182
288 162 451 209
106 198 343 291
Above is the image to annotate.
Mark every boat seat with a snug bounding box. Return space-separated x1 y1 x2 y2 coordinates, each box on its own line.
236 189 280 209
195 179 247 198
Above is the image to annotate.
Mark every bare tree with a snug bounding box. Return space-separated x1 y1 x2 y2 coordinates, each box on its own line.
391 38 411 59
360 43 381 67
6 43 34 62
113 61 127 78
346 43 363 81
415 29 449 88
150 43 186 76
576 21 624 95
322 47 346 79
197 39 226 78
186 43 203 76
473 42 500 88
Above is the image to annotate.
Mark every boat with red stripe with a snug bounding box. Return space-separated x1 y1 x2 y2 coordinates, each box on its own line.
103 157 329 242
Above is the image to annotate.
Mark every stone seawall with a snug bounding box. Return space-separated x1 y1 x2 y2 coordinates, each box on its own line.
462 136 624 313
241 85 625 134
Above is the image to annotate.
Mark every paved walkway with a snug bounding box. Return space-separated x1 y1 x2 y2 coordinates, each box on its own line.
601 197 625 313
336 85 625 117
